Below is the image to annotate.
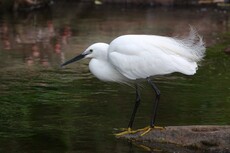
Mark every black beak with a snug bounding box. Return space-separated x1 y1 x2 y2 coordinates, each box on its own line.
61 53 85 67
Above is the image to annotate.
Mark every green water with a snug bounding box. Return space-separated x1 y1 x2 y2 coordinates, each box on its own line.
0 2 230 153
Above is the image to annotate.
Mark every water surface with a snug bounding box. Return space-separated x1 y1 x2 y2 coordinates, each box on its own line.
0 2 230 153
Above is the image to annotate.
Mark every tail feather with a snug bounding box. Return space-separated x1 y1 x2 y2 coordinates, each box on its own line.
175 26 206 62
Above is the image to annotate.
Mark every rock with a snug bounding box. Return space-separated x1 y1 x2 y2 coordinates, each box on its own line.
117 125 230 152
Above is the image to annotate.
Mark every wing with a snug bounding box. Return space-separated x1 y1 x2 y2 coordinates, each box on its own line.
108 34 202 80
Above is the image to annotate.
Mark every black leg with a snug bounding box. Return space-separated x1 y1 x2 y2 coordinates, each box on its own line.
147 78 161 128
128 84 141 129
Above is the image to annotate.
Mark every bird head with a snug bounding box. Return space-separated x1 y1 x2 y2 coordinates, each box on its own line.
61 43 109 67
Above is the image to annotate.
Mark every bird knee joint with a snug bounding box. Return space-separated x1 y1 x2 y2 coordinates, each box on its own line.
136 98 141 104
156 91 161 96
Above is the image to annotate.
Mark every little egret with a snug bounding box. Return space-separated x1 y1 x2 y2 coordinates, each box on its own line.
61 27 206 136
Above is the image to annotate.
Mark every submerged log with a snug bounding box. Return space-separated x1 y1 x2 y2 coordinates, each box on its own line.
118 125 230 152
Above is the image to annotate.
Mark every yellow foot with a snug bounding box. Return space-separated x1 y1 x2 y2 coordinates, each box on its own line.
115 128 141 136
135 126 165 136
115 126 165 137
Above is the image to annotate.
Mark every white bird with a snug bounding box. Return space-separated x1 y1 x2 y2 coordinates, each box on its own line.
61 27 206 136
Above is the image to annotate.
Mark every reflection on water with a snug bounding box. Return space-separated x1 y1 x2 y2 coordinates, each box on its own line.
0 8 70 68
0 2 230 153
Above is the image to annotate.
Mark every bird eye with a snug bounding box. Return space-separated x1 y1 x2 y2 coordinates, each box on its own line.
89 49 93 53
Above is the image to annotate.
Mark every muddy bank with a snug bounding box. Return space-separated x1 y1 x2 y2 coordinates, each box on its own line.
117 125 230 152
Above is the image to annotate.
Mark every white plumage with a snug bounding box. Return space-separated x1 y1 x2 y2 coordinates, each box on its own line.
61 27 206 133
108 31 205 80
62 28 205 83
